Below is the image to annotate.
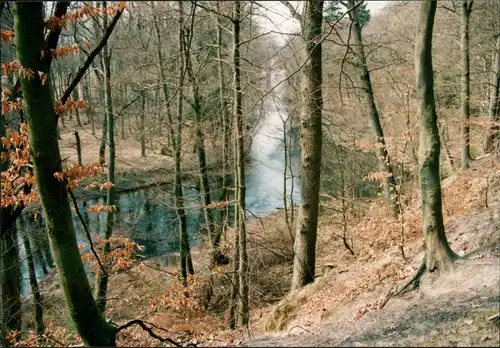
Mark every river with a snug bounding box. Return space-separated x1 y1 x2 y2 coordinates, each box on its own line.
17 69 302 293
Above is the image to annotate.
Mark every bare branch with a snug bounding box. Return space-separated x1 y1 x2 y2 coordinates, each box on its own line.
116 320 183 347
281 0 302 23
60 8 124 104
68 188 108 278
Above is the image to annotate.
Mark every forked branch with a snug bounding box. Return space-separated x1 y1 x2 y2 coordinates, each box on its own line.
60 8 124 104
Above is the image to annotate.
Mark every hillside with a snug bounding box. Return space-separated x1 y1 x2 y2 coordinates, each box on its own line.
242 156 499 346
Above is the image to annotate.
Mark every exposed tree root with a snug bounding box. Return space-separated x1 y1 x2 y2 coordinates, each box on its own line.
379 257 427 310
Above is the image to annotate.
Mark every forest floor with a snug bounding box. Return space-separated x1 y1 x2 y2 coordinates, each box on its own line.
57 123 227 200
19 143 499 346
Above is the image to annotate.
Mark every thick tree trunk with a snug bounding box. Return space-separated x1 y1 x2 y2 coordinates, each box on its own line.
0 225 21 344
415 0 458 274
95 1 116 313
19 217 44 338
13 3 117 345
291 0 324 291
348 0 399 212
483 35 500 154
460 1 473 169
232 1 249 327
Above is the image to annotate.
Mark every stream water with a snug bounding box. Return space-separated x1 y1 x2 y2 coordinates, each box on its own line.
17 69 302 293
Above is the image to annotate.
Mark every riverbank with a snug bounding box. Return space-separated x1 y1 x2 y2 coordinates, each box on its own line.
57 123 240 202
13 156 499 346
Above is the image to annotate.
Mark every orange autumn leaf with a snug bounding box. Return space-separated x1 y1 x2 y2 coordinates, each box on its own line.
0 29 14 43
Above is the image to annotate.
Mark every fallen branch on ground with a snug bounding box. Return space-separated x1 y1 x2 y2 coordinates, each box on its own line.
115 320 186 347
379 256 427 310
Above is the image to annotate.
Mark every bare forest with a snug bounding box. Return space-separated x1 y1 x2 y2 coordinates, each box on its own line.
1 0 499 346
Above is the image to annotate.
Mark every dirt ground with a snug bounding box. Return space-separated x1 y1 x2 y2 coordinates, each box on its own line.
244 259 499 347
241 157 500 347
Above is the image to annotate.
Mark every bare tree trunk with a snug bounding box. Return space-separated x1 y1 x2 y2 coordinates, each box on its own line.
460 0 473 169
19 217 44 339
0 224 21 345
216 0 230 251
74 131 82 167
286 0 324 291
152 5 172 152
415 0 458 274
184 30 217 268
140 90 146 157
231 1 249 327
176 0 194 281
347 0 399 212
95 0 117 313
483 35 500 154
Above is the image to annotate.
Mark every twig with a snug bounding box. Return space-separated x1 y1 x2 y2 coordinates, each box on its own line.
60 8 124 104
287 325 314 334
68 188 107 277
42 334 65 347
116 320 183 347
142 262 177 277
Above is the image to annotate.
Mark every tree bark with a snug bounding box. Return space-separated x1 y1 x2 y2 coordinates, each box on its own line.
483 35 500 154
140 90 146 157
176 0 194 281
152 3 173 152
0 224 21 345
414 0 458 274
460 1 473 169
95 0 117 313
232 1 249 327
75 131 83 167
216 0 230 249
13 3 117 345
19 216 44 338
184 29 217 268
347 0 399 212
291 0 324 291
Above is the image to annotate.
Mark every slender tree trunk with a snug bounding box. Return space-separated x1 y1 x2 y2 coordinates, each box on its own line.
232 1 249 327
74 131 83 167
176 1 194 281
152 5 173 151
483 35 500 154
227 222 239 328
348 0 399 212
72 85 82 127
13 3 117 344
19 217 44 339
140 90 146 157
0 224 21 345
216 0 230 250
95 1 116 312
183 22 217 268
460 1 473 169
415 0 458 274
439 123 455 171
98 78 108 165
291 0 324 291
